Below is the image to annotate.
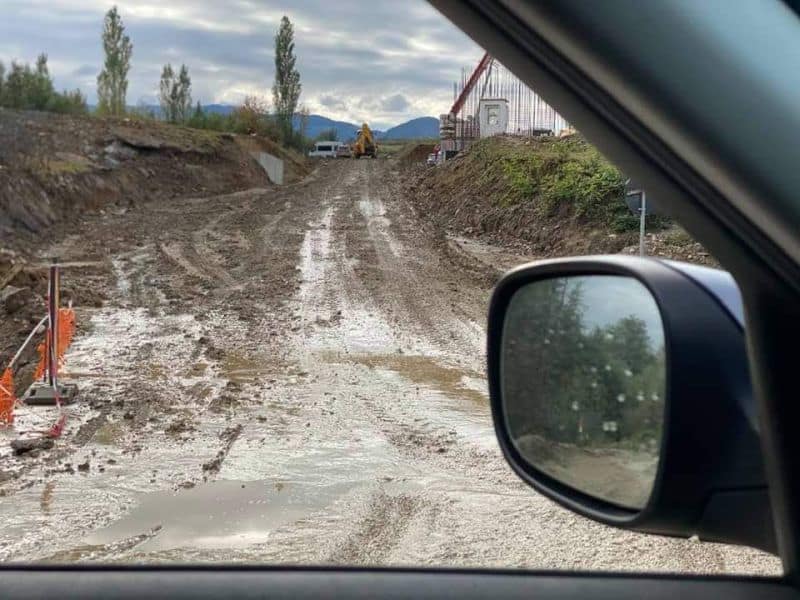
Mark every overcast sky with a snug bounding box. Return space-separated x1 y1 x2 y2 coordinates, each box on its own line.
0 1 485 129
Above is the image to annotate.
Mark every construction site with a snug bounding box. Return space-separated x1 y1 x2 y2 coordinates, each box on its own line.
437 53 572 159
0 54 759 571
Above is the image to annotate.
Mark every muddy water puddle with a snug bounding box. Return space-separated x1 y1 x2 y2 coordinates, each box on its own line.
74 430 411 557
85 478 355 553
220 410 404 478
340 353 487 406
219 352 286 385
316 351 495 451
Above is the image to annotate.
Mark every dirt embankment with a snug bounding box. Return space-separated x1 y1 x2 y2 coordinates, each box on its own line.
233 134 309 183
0 108 308 247
396 143 435 167
404 135 715 265
0 108 308 383
2 112 238 243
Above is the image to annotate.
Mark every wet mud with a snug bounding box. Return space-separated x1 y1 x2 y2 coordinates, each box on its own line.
0 160 780 574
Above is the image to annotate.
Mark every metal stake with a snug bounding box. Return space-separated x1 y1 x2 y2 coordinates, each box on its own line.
47 260 60 390
639 191 647 257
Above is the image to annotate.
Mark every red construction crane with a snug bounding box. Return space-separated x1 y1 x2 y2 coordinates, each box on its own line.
449 52 493 116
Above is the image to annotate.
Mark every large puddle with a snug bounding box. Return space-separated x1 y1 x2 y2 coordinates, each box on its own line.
85 478 356 552
79 432 409 556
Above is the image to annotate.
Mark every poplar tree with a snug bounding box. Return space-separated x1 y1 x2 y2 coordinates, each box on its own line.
97 6 133 116
159 64 192 123
272 16 301 140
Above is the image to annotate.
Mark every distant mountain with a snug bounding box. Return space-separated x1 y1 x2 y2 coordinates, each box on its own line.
147 103 233 117
98 104 438 141
292 114 364 140
378 117 439 140
87 103 236 117
202 104 236 116
294 114 439 141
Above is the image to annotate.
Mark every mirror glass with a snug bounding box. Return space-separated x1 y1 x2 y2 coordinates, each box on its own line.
501 275 666 510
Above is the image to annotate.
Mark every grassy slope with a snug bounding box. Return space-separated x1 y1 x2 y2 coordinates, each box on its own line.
407 135 691 258
473 135 637 231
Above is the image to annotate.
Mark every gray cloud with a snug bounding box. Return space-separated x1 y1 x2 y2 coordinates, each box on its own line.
71 64 96 77
380 94 410 113
319 94 347 111
0 0 484 129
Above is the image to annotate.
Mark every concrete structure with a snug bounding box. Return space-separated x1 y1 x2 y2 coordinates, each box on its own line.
439 54 571 162
24 382 79 405
478 98 509 138
252 152 284 185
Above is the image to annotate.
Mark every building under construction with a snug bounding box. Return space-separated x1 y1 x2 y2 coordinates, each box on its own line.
440 53 571 157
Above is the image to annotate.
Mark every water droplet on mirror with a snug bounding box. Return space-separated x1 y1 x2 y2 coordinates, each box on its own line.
637 392 645 401
590 381 598 389
624 368 633 377
651 393 659 402
617 394 625 403
571 401 579 411
604 364 611 371
605 333 615 340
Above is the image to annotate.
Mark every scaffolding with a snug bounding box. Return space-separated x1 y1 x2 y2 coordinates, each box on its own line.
440 54 571 155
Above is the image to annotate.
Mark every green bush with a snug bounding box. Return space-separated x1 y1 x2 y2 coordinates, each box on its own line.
183 96 311 153
0 55 88 115
476 136 652 233
46 88 89 115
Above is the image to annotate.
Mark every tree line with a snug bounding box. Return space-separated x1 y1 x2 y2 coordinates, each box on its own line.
0 7 308 151
0 54 87 114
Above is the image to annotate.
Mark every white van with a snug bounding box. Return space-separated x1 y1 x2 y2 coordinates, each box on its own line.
309 141 341 158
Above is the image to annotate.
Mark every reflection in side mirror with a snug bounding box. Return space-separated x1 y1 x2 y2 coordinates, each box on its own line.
489 257 773 552
501 275 666 510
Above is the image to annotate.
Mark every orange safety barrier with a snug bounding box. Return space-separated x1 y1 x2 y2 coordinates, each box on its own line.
0 367 15 425
57 307 76 359
33 307 76 382
3 262 77 431
33 343 44 381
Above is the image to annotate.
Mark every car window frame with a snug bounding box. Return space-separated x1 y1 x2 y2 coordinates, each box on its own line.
430 0 800 584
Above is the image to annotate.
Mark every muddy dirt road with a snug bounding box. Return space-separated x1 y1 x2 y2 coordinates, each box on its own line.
0 160 779 573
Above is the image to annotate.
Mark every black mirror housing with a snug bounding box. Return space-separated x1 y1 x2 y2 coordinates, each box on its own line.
488 256 774 553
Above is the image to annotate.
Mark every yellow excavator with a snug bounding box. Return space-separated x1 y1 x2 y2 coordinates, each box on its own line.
352 123 378 159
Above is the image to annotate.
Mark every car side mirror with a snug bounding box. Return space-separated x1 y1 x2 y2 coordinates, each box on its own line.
487 256 775 553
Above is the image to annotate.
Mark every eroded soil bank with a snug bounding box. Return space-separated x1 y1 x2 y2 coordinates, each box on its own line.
404 136 716 266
